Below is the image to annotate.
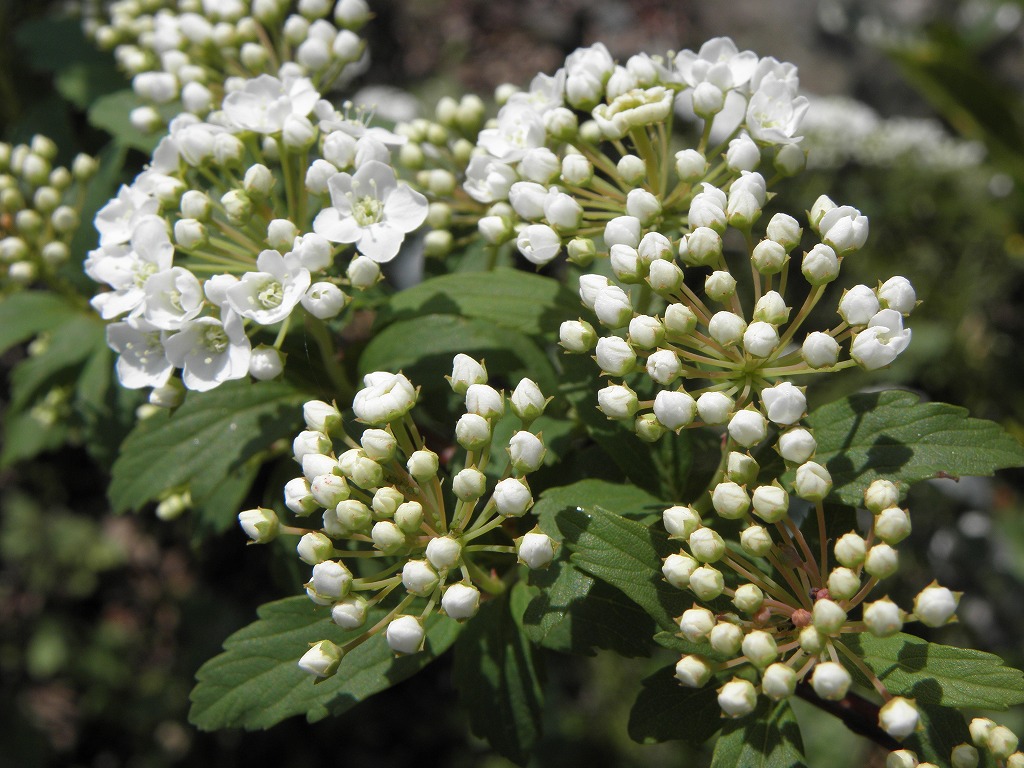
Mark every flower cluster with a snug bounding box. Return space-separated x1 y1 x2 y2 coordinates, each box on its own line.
666 479 958 737
887 716 1023 768
239 355 556 674
85 71 429 394
85 0 371 131
0 136 97 292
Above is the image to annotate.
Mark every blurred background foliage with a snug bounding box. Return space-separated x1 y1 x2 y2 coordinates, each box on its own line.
3 1 1024 766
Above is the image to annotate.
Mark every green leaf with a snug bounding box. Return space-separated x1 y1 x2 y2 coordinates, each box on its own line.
628 665 720 745
88 90 165 153
558 504 688 631
452 589 544 765
807 390 1024 506
109 379 308 515
8 315 105 412
0 292 79 356
382 268 578 336
843 632 1024 710
905 703 975 767
652 631 731 662
190 597 460 730
711 699 805 768
533 479 665 537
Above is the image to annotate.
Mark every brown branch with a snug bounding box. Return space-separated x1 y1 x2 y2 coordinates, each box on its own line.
794 681 901 752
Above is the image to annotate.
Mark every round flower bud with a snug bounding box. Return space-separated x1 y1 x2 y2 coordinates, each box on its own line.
352 372 417 425
406 449 439 481
794 461 832 502
751 239 787 274
559 320 597 353
766 213 802 251
812 599 847 635
718 678 757 718
654 390 697 430
394 501 424 535
597 384 639 420
310 560 353 600
285 477 319 516
751 484 789 523
875 507 912 545
802 332 840 369
665 304 698 337
662 552 699 589
566 237 596 265
441 583 481 621
689 565 725 600
298 640 342 678
879 276 917 315
799 626 825 654
604 215 641 249
709 622 744 656
386 615 424 654
727 452 760 486
726 134 760 172
865 479 900 513
688 527 726 563
371 487 404 520
647 259 684 294
616 157 646 187
626 188 661 225
950 744 979 768
678 606 716 643
510 378 546 424
742 629 777 667
595 336 637 377
705 270 737 303
839 285 880 326
302 452 340 482
629 315 665 349
969 718 997 748
675 149 708 182
864 598 905 637
774 143 806 176
728 409 767 448
266 218 299 250
708 311 747 347
359 429 396 462
684 227 723 265
697 391 734 425
879 697 920 740
675 654 713 688
743 321 779 358
646 349 682 386
561 153 593 185
518 531 555 568
777 427 817 463
802 244 840 285
864 544 900 579
455 413 492 451
741 525 773 557
762 663 798 701
734 584 765 614
402 559 439 596
988 727 1019 760
827 567 861 601
425 536 462 570
449 353 487 394
593 284 634 328
636 412 668 443
712 481 751 520
810 195 838 231
311 473 351 508
297 532 334 564
811 661 851 700
348 456 384 490
302 282 349 319
174 218 207 248
332 500 373 533
493 477 533 517
761 382 806 426
753 291 790 326
452 467 486 502
347 255 381 288
331 595 368 629
238 507 280 543
913 583 959 627
371 520 407 553
250 346 284 381
509 431 546 474
1007 752 1024 768
886 750 920 768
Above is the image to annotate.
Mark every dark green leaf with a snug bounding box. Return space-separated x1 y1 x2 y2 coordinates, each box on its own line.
628 664 720 745
558 505 688 631
88 90 165 153
533 479 665 539
807 391 1024 506
452 589 544 765
843 632 1024 709
652 631 731 662
8 315 105 412
190 597 460 730
0 291 79 356
109 379 308 514
905 703 974 767
711 699 805 768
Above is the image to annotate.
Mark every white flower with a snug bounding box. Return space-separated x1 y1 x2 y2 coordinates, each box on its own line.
331 595 368 629
310 560 353 600
313 160 428 263
222 74 320 133
449 353 488 394
592 284 633 328
518 531 555 568
879 697 919 739
878 276 916 314
777 427 816 463
94 184 160 247
838 285 880 326
463 156 518 203
678 606 716 641
851 309 912 369
402 560 439 596
676 37 758 91
86 215 174 320
106 321 174 389
761 382 806 425
302 281 348 319
249 345 284 380
510 378 546 421
604 215 641 249
516 223 561 265
494 477 533 517
477 101 546 162
674 655 712 687
653 390 697 430
697 391 734 424
164 310 252 392
441 583 480 620
352 371 417 424
746 74 809 144
224 250 311 325
913 583 959 627
802 243 840 285
819 205 869 252
597 384 638 420
565 43 615 109
465 383 504 419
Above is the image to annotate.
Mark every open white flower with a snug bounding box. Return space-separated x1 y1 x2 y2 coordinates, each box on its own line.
222 74 320 134
163 310 252 392
313 160 428 262
142 266 205 330
86 215 174 320
94 184 159 247
851 309 912 370
225 249 311 325
106 320 174 389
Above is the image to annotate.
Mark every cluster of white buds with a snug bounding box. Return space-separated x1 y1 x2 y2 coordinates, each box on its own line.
239 354 556 676
666 478 959 738
884 716 1023 768
85 0 371 130
0 137 97 291
85 69 430 395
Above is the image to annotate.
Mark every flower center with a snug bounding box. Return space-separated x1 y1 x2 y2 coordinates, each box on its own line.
135 261 159 288
352 195 384 227
257 278 284 309
202 324 229 353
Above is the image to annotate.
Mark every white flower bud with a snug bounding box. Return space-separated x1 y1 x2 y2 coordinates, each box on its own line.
705 270 737 303
595 336 637 377
597 384 639 420
675 149 708 182
809 195 838 231
712 481 751 520
559 320 597 353
635 413 667 443
741 525 774 557
813 599 847 635
250 346 284 381
751 239 788 274
970 719 997 748
371 487 404 520
951 744 979 768
761 382 806 426
662 552 698 589
181 190 212 220
799 626 825 654
839 285 880 326
879 276 916 314
507 430 545 474
451 467 485 502
802 332 840 369
794 461 832 502
683 226 723 265
802 243 840 285
297 532 334 564
879 697 919 739
688 527 726 563
301 281 348 319
728 452 760 486
752 484 789 524
692 82 725 118
675 654 713 687
560 154 593 187
406 449 438 481
449 353 487 394
647 259 684 294
510 378 546 422
654 390 697 430
864 598 904 637
348 456 384 489
678 606 716 642
298 640 342 678
386 615 424 654
174 218 207 248
734 584 765 614
743 321 779 358
762 663 798 700
333 499 373 533
718 678 757 718
518 531 555 569
726 134 760 172
875 507 912 545
310 560 353 600
665 304 698 336
593 284 633 328
646 349 682 385
663 506 701 540
441 583 481 621
331 595 368 629
626 188 661 225
697 391 734 425
708 311 747 347
742 629 777 667
347 255 381 288
811 661 851 700
827 567 861 601
610 244 642 283
394 502 424 534
310 473 351 508
728 409 767 448
285 477 319 516
604 215 641 249
493 477 532 516
544 191 583 233
988 726 1019 760
865 479 900 513
372 520 407 553
710 622 744 656
466 383 504 420
402 559 439 596
864 544 900 579
238 507 280 542
628 315 665 349
766 213 802 251
689 565 725 600
616 156 646 186
886 750 920 768
777 427 817 464
820 205 869 253
913 583 959 627
302 452 340 482
775 143 806 176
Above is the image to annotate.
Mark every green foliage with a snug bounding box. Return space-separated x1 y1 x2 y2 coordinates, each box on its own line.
807 390 1024 506
627 665 721 745
710 699 805 768
189 597 461 730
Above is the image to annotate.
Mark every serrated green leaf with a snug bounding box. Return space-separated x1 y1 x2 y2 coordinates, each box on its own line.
628 664 720 745
0 410 69 466
8 315 105 412
0 292 79 356
452 590 544 766
533 479 665 539
652 631 731 662
189 597 460 730
843 632 1024 710
558 505 687 631
711 699 805 768
807 391 1024 506
109 379 308 514
382 268 578 336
